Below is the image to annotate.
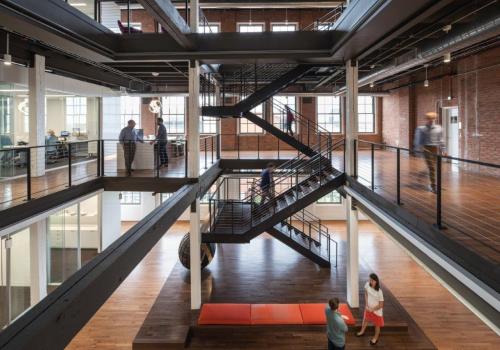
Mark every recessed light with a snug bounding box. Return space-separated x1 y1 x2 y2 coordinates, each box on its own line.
70 2 87 7
152 72 160 77
3 53 12 66
443 53 451 63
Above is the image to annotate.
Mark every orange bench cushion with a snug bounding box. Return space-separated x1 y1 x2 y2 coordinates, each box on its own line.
251 304 303 325
198 303 251 325
299 303 356 325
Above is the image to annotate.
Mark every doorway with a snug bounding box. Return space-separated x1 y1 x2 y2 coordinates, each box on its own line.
442 107 459 164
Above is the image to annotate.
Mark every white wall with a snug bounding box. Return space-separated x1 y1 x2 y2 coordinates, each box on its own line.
120 192 157 221
101 191 121 250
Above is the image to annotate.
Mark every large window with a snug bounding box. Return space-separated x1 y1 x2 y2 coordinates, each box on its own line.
162 96 186 134
271 23 297 32
199 24 220 33
66 97 87 134
120 192 141 205
317 191 341 204
238 23 264 32
239 104 264 134
272 96 296 132
120 96 141 128
358 96 375 133
317 96 341 133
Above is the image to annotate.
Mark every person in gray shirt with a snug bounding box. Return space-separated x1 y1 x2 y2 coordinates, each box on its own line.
119 120 142 176
325 297 348 350
414 112 445 193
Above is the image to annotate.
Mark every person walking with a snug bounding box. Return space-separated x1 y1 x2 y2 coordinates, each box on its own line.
356 273 384 346
259 162 276 205
414 112 445 193
285 105 295 136
325 297 348 350
155 117 168 169
119 120 142 176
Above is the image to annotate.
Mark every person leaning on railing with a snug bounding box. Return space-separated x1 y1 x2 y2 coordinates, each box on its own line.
119 120 143 176
413 112 445 193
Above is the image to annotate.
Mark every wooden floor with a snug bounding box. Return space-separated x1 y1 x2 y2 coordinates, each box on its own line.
356 149 500 264
67 221 499 350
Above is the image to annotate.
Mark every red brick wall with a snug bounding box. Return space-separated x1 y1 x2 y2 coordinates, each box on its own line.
121 9 156 32
382 46 500 164
140 99 157 136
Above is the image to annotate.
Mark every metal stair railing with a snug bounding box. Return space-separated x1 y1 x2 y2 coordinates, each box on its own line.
302 4 345 31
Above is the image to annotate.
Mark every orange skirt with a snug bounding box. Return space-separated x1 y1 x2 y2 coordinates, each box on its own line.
364 310 384 327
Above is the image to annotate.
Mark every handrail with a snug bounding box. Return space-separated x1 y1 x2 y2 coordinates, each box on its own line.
302 4 345 31
357 140 500 169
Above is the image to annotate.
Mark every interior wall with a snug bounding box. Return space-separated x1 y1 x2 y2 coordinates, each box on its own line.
381 46 500 164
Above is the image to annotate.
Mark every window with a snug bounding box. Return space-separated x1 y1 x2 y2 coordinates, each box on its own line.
358 96 375 133
160 193 173 203
120 192 141 205
66 97 87 134
272 96 296 132
239 104 264 134
199 24 220 33
271 23 297 32
317 191 341 204
238 23 264 32
162 96 186 134
200 95 217 134
120 96 141 128
317 23 334 31
317 96 341 133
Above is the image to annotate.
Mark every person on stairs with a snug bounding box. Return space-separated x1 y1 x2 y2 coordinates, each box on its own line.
325 297 348 350
285 105 295 136
260 162 276 205
356 273 384 346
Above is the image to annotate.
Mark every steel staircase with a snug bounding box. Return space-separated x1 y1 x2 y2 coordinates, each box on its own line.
202 139 345 267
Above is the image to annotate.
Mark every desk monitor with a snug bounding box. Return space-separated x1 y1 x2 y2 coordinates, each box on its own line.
60 131 70 137
136 128 144 141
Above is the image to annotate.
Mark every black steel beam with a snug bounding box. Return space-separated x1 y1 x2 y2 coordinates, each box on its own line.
0 0 116 61
0 184 198 350
136 0 193 49
0 179 104 231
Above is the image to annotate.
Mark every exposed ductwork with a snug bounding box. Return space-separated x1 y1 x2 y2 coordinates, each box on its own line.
350 6 500 89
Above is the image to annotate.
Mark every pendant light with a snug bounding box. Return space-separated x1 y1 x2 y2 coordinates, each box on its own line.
424 64 429 87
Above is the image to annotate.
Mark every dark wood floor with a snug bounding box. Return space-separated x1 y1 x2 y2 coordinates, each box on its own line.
134 234 436 349
67 222 500 350
356 149 500 264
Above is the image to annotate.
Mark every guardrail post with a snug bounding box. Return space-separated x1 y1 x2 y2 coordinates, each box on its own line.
237 135 240 159
353 139 357 177
26 149 31 201
216 134 221 160
211 136 214 164
68 143 72 187
156 141 160 178
371 143 375 191
436 154 443 229
204 138 208 169
100 140 105 177
397 148 401 205
184 140 188 177
307 120 310 147
277 138 280 159
257 135 260 160
96 141 101 177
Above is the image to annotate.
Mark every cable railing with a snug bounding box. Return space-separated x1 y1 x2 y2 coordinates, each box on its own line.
354 139 500 263
0 135 221 210
208 138 344 234
302 4 346 31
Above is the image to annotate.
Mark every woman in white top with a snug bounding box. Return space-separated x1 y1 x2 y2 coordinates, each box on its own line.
356 273 384 345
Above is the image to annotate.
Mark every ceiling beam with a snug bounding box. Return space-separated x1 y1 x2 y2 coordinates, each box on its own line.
136 0 193 49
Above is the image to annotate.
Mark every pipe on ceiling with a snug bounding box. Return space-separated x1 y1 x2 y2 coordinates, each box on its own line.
345 7 500 90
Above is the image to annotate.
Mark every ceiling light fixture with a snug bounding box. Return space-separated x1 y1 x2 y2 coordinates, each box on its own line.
369 82 374 88
442 24 452 33
443 52 451 63
152 72 160 77
3 33 12 66
424 64 429 87
70 2 87 7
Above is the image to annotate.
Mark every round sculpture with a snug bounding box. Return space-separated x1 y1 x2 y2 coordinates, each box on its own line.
178 233 216 269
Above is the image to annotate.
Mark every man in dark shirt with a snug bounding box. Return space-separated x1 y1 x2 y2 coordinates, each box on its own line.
119 120 141 176
156 118 168 168
260 163 276 205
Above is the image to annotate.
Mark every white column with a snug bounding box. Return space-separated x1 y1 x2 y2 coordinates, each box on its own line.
345 59 358 177
189 199 202 309
345 59 359 307
345 195 359 307
188 0 202 310
29 54 46 177
29 220 47 305
100 191 121 251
